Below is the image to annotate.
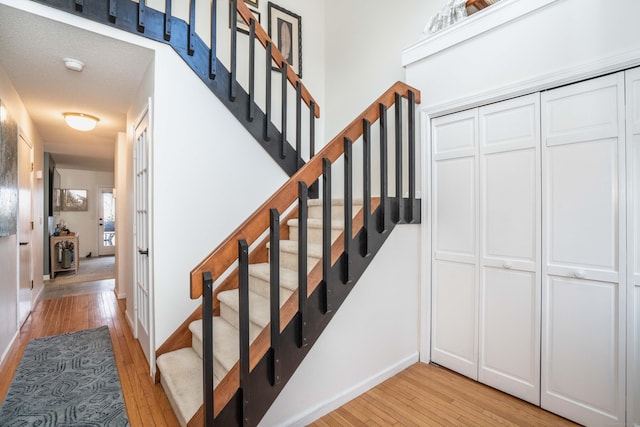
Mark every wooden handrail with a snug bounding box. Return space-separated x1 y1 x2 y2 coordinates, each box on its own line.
235 0 320 118
190 81 420 298
466 0 492 9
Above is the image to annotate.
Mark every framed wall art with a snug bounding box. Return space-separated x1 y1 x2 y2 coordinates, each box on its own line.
62 189 88 211
0 99 18 237
244 0 258 7
231 7 261 35
268 2 302 77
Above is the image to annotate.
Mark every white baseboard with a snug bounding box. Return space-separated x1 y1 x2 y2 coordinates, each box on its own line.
280 352 420 427
0 330 19 367
43 274 50 281
116 291 127 300
125 309 136 337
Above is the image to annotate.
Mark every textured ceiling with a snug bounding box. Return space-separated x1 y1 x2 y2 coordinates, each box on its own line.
0 4 154 171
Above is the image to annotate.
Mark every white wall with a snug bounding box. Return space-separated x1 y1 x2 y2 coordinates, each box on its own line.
151 43 289 348
56 168 114 258
114 132 131 300
261 225 421 426
0 63 45 365
403 0 640 115
324 0 438 140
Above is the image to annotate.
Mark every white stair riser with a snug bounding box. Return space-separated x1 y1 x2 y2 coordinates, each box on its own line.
289 225 342 245
308 205 362 220
269 250 321 273
249 275 295 300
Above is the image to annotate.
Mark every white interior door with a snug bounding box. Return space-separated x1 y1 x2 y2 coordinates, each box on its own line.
478 94 541 405
17 132 32 327
134 109 153 367
98 186 115 256
431 108 479 380
541 72 626 426
626 66 640 427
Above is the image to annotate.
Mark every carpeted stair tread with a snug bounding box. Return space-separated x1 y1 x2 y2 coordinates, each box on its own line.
157 347 209 427
307 198 364 207
189 317 253 374
249 263 301 291
218 288 290 329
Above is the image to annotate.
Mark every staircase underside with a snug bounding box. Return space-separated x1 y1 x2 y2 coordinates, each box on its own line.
30 0 303 176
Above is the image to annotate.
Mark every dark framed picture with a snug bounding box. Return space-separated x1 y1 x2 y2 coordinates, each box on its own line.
268 2 302 77
230 7 261 35
244 0 258 7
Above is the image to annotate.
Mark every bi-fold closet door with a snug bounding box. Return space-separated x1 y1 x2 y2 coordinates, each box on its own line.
627 67 640 427
540 72 626 426
431 93 541 405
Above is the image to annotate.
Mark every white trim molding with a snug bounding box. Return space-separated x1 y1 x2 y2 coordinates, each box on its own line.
402 0 562 67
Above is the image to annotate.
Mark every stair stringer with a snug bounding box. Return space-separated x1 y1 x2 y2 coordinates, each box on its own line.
207 198 421 426
29 0 303 176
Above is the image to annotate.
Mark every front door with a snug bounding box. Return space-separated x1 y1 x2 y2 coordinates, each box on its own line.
98 186 115 256
18 132 32 326
134 108 153 369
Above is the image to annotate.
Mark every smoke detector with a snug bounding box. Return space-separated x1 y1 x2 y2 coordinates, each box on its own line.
63 58 85 72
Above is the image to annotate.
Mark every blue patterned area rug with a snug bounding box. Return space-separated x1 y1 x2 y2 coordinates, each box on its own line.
0 326 129 426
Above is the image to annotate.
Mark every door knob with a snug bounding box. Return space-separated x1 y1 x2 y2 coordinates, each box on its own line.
574 270 586 279
503 262 512 269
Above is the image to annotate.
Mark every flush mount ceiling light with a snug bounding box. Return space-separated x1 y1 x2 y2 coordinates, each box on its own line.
63 58 85 72
63 112 100 131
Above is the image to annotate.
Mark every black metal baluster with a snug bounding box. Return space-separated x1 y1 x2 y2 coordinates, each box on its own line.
269 209 281 386
74 0 83 12
238 239 250 427
309 100 318 198
297 181 308 348
164 0 172 41
229 0 238 101
343 138 353 285
322 158 332 314
264 42 272 141
408 91 416 223
137 0 146 32
296 82 302 169
280 62 288 158
202 272 215 427
248 18 256 121
362 119 372 257
108 0 117 22
379 104 388 233
394 93 403 224
209 0 217 79
188 0 196 55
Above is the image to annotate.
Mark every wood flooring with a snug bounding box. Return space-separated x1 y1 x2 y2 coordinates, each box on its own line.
1 288 580 426
0 291 180 426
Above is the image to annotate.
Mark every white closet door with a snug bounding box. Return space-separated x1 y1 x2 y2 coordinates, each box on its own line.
626 66 640 427
431 109 479 379
541 73 626 426
478 94 541 404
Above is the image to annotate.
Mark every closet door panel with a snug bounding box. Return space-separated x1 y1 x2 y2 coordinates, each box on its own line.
542 72 626 426
546 137 619 280
626 66 640 427
478 93 541 405
479 268 538 402
432 260 477 379
544 277 622 420
434 157 476 261
483 148 537 265
431 109 479 380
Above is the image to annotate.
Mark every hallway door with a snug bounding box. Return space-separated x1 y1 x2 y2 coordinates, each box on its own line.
134 108 153 368
18 132 33 326
98 186 115 256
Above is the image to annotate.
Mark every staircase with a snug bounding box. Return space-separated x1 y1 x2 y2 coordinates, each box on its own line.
156 199 361 425
156 82 421 426
30 0 320 177
23 1 422 425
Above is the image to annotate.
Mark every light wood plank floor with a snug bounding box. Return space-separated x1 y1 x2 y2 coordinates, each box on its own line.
1 289 581 426
0 290 180 426
310 363 580 427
